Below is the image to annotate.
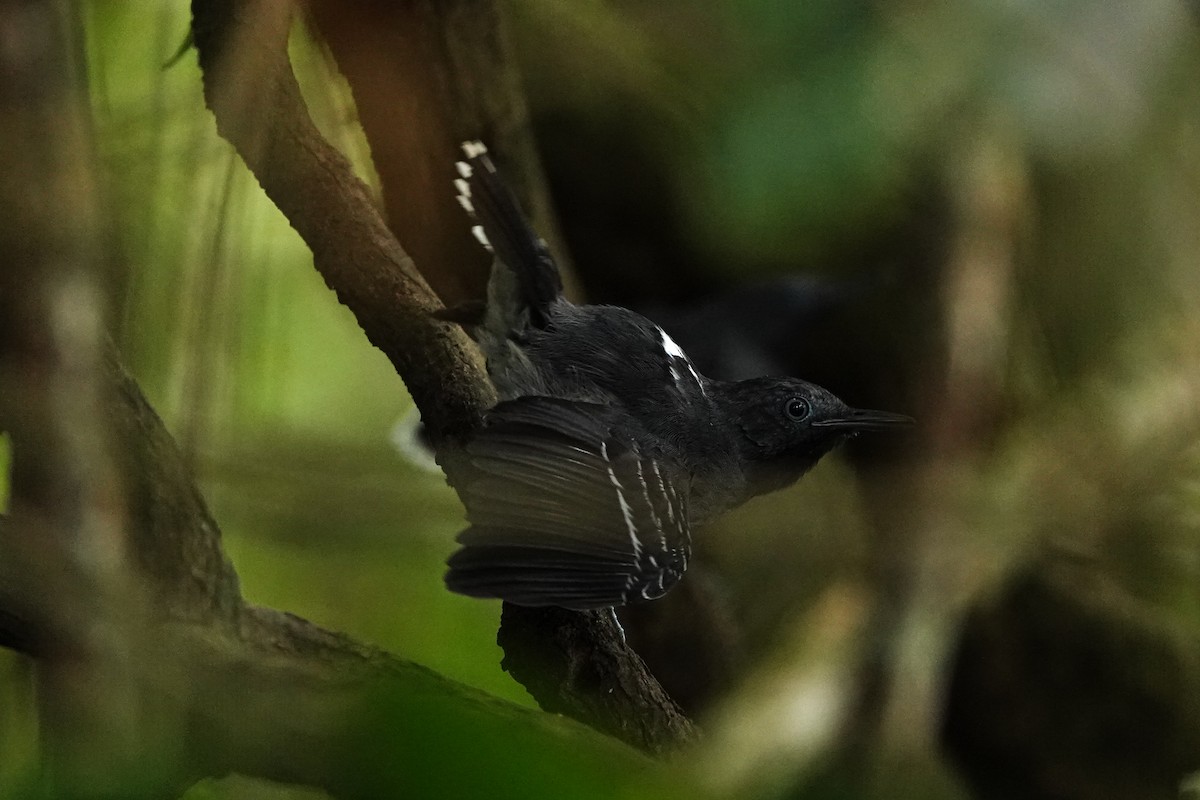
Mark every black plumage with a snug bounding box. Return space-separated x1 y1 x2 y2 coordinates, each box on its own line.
443 142 911 610
446 397 689 609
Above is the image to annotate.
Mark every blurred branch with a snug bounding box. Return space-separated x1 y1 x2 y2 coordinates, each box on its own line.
0 581 40 657
106 346 243 623
942 553 1200 800
188 0 693 751
939 322 1200 799
0 321 655 794
0 0 149 792
0 0 682 789
0 527 652 796
499 605 697 753
168 606 655 797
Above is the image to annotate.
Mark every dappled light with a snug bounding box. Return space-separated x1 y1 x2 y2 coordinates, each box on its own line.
2 1 1200 799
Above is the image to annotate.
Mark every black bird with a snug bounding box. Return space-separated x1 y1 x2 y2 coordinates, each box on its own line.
442 142 911 610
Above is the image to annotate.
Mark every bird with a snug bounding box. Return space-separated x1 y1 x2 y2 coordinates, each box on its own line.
441 141 911 611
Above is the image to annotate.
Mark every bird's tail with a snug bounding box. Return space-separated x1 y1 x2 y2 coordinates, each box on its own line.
454 141 562 331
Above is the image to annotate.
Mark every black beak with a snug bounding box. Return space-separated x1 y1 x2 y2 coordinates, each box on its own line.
812 408 914 432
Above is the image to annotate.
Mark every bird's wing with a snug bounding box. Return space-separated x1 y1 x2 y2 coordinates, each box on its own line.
445 396 691 610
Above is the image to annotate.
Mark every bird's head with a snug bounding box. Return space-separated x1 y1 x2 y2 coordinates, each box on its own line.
717 377 912 496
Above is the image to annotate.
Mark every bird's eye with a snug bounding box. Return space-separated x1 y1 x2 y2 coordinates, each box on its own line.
784 397 811 421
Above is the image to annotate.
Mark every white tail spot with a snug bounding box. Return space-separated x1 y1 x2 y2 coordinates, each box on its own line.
461 140 488 159
471 225 493 251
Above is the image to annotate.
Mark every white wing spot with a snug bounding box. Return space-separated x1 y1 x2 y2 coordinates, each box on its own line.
659 328 686 360
657 326 706 395
651 461 674 523
456 194 475 214
454 178 470 198
455 160 473 178
602 441 642 558
633 455 664 544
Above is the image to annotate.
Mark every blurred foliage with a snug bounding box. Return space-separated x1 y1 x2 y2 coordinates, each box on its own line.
0 652 35 795
3 0 1200 797
81 0 530 712
0 433 9 514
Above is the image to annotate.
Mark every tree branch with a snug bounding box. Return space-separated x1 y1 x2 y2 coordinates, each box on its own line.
942 554 1200 800
499 605 697 753
0 0 678 783
170 608 655 798
189 0 694 750
0 323 657 795
190 0 492 442
0 0 150 791
303 0 571 306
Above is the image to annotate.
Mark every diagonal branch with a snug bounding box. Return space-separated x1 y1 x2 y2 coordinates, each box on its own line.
0 328 658 794
0 0 681 782
188 0 697 751
190 0 492 442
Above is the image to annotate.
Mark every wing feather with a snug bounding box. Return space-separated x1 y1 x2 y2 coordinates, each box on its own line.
444 397 691 609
